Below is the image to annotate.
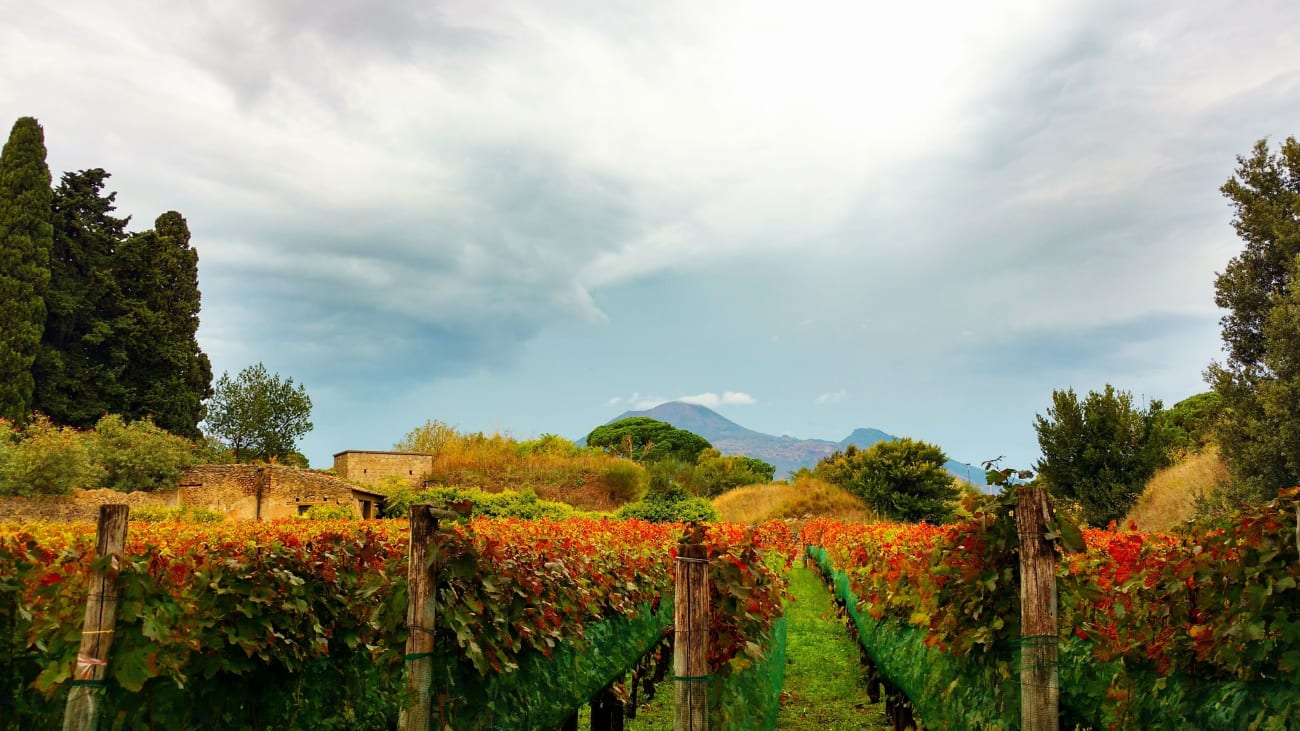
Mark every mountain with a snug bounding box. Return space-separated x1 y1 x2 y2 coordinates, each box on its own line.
604 402 987 487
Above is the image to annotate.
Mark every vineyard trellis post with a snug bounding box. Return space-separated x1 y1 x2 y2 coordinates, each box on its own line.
674 527 709 731
1017 485 1059 731
402 505 446 731
62 504 129 731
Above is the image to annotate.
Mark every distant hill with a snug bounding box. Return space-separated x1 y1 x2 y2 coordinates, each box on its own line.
599 402 987 487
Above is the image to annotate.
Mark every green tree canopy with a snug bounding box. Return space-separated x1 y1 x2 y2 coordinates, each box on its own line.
204 363 313 463
114 212 212 437
1205 136 1300 504
32 168 131 427
1034 385 1171 526
694 448 776 496
813 438 958 523
0 117 53 423
584 417 712 463
1153 391 1223 453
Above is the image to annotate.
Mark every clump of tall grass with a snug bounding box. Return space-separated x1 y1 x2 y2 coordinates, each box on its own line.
1126 446 1230 532
712 477 875 524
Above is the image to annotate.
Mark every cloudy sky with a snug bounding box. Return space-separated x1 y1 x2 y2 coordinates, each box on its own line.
3 1 1297 469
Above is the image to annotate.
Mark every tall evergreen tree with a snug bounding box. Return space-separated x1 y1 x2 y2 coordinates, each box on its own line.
1206 137 1300 503
32 169 130 426
114 212 212 437
0 117 53 423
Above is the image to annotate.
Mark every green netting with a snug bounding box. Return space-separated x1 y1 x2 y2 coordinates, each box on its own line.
427 599 673 730
1057 636 1300 730
808 546 1017 731
707 615 787 731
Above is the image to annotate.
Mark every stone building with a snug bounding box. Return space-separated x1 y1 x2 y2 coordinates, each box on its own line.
332 450 434 488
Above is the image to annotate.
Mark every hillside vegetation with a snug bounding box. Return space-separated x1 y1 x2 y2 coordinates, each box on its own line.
712 477 875 524
1126 446 1231 532
395 421 646 511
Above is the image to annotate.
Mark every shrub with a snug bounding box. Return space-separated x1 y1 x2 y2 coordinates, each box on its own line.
598 460 646 502
299 503 358 520
92 415 200 493
0 416 100 496
380 485 581 520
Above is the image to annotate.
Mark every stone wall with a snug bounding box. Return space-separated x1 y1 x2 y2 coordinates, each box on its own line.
0 488 178 523
0 466 385 523
333 450 433 488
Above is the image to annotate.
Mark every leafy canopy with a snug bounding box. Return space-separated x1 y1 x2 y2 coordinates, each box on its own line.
204 363 313 463
0 117 53 423
1205 136 1300 504
814 438 958 523
1034 385 1171 527
584 417 712 463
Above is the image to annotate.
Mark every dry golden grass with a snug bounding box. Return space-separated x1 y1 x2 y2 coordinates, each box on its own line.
1126 447 1231 532
712 477 876 525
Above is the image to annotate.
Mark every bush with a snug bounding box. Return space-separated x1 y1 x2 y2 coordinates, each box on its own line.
299 504 358 520
0 416 100 496
132 505 226 523
616 495 718 523
380 485 580 520
93 415 200 492
598 460 646 502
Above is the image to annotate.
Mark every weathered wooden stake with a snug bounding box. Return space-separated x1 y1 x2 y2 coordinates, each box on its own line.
1017 485 1059 731
402 505 440 731
62 504 129 731
674 530 709 731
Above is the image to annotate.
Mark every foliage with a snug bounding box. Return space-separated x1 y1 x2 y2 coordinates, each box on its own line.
0 117 53 423
395 420 647 511
1035 384 1172 527
1153 391 1223 454
0 415 100 496
586 417 713 463
1128 447 1230 531
31 169 132 428
695 448 776 497
0 413 219 495
814 438 958 523
205 362 313 462
394 418 457 454
805 487 1300 727
298 503 358 520
0 517 794 728
381 485 581 521
130 505 225 523
92 414 200 492
1206 136 1300 505
617 463 721 522
113 212 212 438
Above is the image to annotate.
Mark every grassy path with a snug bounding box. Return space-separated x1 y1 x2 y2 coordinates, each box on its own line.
777 564 889 730
601 564 889 730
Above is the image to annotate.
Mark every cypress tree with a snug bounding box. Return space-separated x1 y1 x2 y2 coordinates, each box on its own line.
114 212 212 437
32 169 130 426
0 117 53 423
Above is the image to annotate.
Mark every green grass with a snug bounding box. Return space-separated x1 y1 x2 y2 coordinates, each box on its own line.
776 565 889 730
612 564 888 730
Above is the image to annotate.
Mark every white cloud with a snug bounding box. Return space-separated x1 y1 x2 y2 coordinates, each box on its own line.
815 390 848 405
678 391 757 407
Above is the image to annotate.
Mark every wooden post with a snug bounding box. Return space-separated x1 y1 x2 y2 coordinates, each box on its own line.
402 505 440 731
674 531 709 731
1017 485 1059 731
62 504 129 731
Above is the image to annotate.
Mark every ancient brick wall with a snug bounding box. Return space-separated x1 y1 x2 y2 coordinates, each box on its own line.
333 451 433 488
179 465 268 520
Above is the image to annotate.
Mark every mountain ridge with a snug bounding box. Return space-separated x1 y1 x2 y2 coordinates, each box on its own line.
602 401 986 486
